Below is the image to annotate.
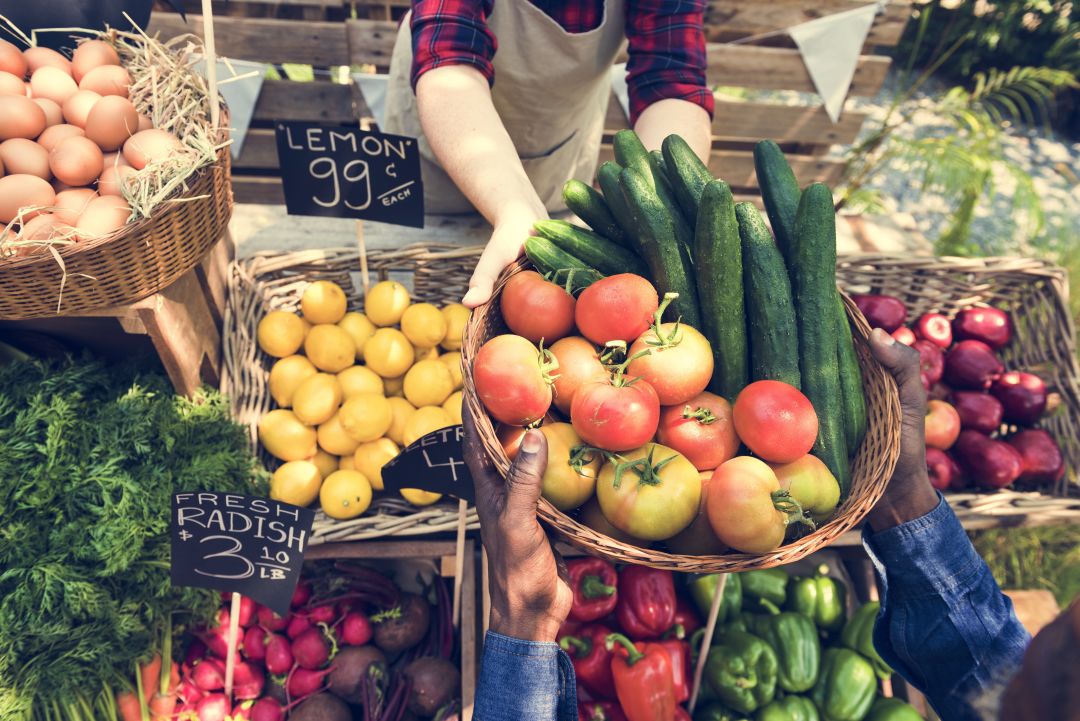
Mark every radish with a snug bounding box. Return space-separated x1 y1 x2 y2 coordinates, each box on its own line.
286 614 312 640
340 613 373 646
287 667 332 698
251 698 285 721
184 639 208 668
231 700 254 721
202 627 230 660
292 627 333 670
193 658 226 692
233 661 265 700
291 581 312 609
243 626 268 663
257 605 289 632
176 702 199 721
237 595 257 627
265 634 294 675
196 694 230 721
307 605 338 625
177 679 205 704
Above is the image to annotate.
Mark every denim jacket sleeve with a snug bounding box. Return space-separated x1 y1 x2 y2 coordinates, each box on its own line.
474 631 578 721
863 493 1031 721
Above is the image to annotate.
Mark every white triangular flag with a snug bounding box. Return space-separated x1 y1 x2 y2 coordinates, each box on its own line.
788 3 879 122
353 73 389 128
192 57 267 159
609 63 630 124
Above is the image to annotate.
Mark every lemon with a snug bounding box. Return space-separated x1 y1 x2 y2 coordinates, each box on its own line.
339 455 356 471
385 396 416 445
257 310 306 358
338 365 384 399
383 375 405 397
440 303 470 351
354 437 398 491
301 280 348 324
365 280 411 327
364 328 414 378
309 449 339 480
320 470 372 520
443 391 463 423
339 393 393 442
304 324 357 373
338 312 376 360
403 359 454 407
438 351 463 391
401 488 442 506
317 412 360 456
291 373 343 426
270 460 322 507
413 345 440 362
403 405 455 446
259 409 318 461
401 302 447 349
269 355 318 407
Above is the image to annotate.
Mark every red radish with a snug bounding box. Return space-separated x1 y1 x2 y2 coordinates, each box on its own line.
231 701 253 721
236 596 257 627
256 605 289 632
944 341 1003 390
991 372 1048 425
287 667 332 698
307 605 338 625
286 614 312 640
851 294 907 332
201 628 230 660
292 627 333 670
251 698 284 721
953 307 1011 349
341 612 374 646
243 626 268 663
951 391 1004 434
196 694 230 721
177 679 204 705
232 662 265 700
1007 429 1065 483
913 340 944 386
184 638 208 668
192 658 226 691
291 582 312 609
891 327 916 346
265 634 294 675
915 313 952 348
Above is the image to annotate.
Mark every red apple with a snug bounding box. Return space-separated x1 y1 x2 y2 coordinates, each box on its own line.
951 391 1004 434
1006 429 1065 484
953 430 1023 489
925 400 962 450
944 340 1004 390
926 447 965 491
851 294 908 332
915 313 953 348
913 340 945 386
990 372 1048 425
953 307 1012 349
891 327 917 346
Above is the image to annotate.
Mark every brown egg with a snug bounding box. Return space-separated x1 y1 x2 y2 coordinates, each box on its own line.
97 164 136 196
50 135 103 186
0 138 50 180
84 95 138 151
79 65 130 98
137 114 153 132
17 212 63 242
29 66 78 105
75 195 130 239
0 39 27 78
102 150 130 169
23 47 71 75
123 129 181 170
0 95 46 140
54 188 97 225
37 123 84 152
61 89 101 128
0 174 55 223
0 71 25 97
71 40 120 83
32 98 63 127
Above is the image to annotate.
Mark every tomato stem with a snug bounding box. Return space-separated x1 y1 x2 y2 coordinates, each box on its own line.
601 340 628 367
610 445 678 489
682 405 717 424
645 292 683 349
569 444 609 474
771 489 816 531
537 340 560 385
607 347 652 388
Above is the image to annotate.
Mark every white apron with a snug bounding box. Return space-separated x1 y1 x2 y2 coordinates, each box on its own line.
383 0 626 214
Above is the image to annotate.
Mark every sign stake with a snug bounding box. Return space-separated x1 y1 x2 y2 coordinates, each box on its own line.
357 221 370 296
223 592 242 698
481 547 491 636
689 573 727 713
200 0 220 131
451 499 468 628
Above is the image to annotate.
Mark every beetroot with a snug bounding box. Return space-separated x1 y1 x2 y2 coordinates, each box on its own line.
341 612 374 646
193 658 226 692
243 626 268 663
851 294 907 332
286 614 312 640
1007 429 1065 483
184 638 208 668
891 327 916 346
289 694 351 721
951 391 1004 434
292 627 333 670
915 312 953 348
953 307 1011 349
237 595 257 627
944 340 1003 390
291 582 312 609
374 593 431 655
257 605 289 632
913 340 944 386
251 698 285 721
403 657 461 717
196 694 230 721
991 372 1048 425
265 634 294 675
233 661 265 700
287 667 332 698
327 646 387 703
953 430 1023 489
307 605 338 625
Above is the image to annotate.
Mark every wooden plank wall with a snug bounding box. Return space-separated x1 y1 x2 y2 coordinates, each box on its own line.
149 1 909 204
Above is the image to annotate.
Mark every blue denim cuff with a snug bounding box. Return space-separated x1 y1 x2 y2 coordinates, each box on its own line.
475 631 578 721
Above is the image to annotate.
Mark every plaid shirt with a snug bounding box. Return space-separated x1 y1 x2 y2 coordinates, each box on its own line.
409 0 714 124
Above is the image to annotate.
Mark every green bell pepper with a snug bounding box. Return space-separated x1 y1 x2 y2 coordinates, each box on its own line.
865 698 923 721
690 572 743 624
746 611 820 692
740 569 789 608
754 696 820 721
695 703 752 721
841 601 892 679
705 630 779 714
810 648 878 721
786 565 846 633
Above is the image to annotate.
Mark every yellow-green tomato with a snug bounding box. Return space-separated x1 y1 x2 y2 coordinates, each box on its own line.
596 443 701 541
769 454 841 522
539 422 600 511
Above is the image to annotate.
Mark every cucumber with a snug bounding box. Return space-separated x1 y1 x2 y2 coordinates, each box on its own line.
562 179 630 248
647 151 695 251
597 161 640 244
548 267 605 295
754 140 801 264
533 220 648 277
694 180 748 402
791 182 850 494
836 292 868 456
612 129 652 187
663 134 713 224
737 201 800 389
619 166 701 328
524 236 595 277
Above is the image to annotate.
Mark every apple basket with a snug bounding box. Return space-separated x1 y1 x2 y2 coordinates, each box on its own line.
462 258 903 573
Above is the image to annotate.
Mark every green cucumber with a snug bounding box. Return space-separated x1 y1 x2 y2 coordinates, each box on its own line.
562 179 630 247
647 151 695 251
663 134 713 224
619 166 701 328
597 161 640 244
524 236 595 277
737 202 800 389
791 183 850 493
836 293 868 456
533 220 648 277
612 129 652 186
694 180 748 402
754 140 801 263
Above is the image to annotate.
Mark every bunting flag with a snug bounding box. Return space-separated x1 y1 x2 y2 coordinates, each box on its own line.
193 57 267 158
353 73 389 128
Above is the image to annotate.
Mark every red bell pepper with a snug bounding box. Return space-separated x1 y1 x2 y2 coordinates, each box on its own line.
605 633 676 721
674 707 691 721
568 558 619 622
560 625 617 699
579 701 629 721
615 566 676 639
671 597 702 637
654 639 691 703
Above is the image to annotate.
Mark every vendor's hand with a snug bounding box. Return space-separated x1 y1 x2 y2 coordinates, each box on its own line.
865 328 940 532
463 403 572 642
462 209 545 308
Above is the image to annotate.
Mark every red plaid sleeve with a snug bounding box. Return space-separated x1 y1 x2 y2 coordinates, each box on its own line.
410 0 498 89
624 0 714 124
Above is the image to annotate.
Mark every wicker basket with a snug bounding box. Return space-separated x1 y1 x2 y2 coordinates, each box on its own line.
462 258 903 573
223 245 484 545
0 146 232 319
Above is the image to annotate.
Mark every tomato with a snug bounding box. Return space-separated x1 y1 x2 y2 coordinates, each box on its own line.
666 471 726 555
596 443 701 541
550 336 609 415
571 377 660 452
575 273 658 345
496 412 558 461
769 455 840 522
732 381 818 463
626 298 713 405
501 270 576 344
656 392 739 471
473 334 556 425
706 456 805 554
578 497 639 545
537 423 601 510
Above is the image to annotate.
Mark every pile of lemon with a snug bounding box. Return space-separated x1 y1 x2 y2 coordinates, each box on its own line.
255 279 469 521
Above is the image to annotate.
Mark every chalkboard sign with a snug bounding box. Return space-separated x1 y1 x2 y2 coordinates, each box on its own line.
274 122 424 227
382 424 475 503
171 492 315 615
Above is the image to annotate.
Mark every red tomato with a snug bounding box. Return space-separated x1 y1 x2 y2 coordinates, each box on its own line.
571 377 660 452
473 334 555 425
666 471 726 555
550 336 609 415
626 321 713 406
656 392 739 471
575 274 658 345
501 270 576 344
496 412 558 461
733 381 818 463
706 456 802 553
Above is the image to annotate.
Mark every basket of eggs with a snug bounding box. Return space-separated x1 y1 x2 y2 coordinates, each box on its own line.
0 25 231 319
